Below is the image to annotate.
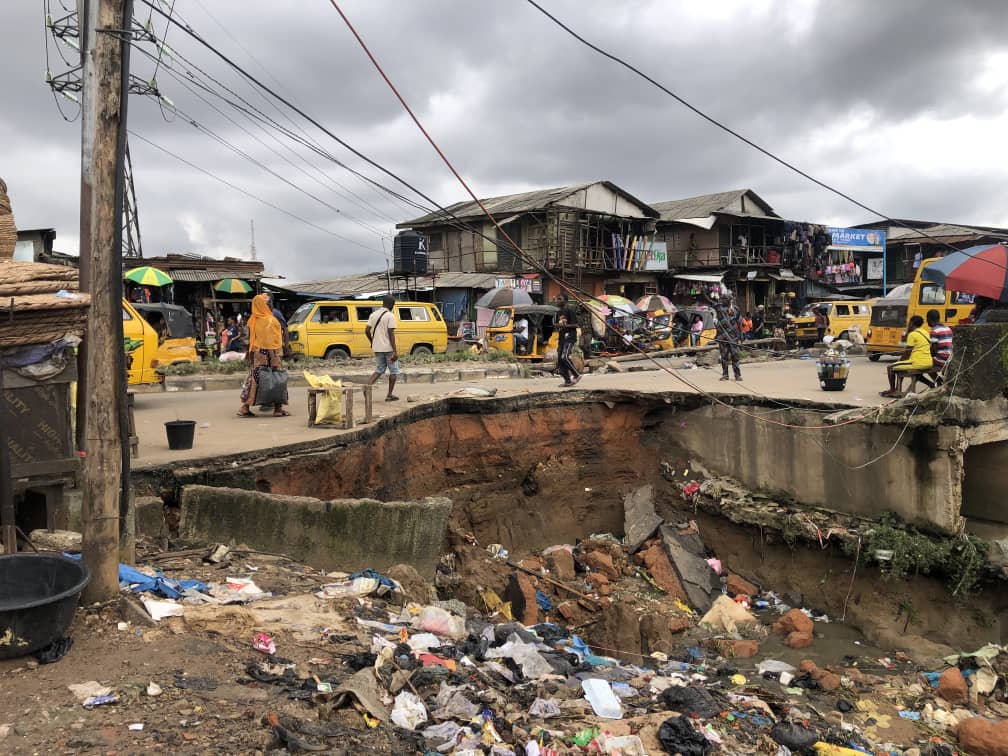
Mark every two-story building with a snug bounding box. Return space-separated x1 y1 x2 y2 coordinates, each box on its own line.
396 181 661 301
650 189 812 312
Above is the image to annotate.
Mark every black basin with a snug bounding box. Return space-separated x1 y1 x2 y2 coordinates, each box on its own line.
0 553 89 659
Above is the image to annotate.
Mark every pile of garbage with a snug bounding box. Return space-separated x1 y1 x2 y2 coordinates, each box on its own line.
29 499 1008 755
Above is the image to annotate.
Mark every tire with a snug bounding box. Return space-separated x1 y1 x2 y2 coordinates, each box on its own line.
868 353 881 362
410 344 433 356
324 346 350 360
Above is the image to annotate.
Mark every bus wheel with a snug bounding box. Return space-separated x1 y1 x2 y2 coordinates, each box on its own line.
868 353 881 362
324 346 350 360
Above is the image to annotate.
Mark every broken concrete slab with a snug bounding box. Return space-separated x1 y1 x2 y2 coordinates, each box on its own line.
623 485 662 552
660 524 718 614
179 485 450 577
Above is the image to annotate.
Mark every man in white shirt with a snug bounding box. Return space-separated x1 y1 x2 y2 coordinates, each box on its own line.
365 295 400 401
513 316 530 354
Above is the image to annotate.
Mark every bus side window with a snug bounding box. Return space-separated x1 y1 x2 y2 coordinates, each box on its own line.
919 284 945 305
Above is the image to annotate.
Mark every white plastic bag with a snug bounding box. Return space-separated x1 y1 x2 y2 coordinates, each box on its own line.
485 634 554 679
390 691 428 730
416 606 466 639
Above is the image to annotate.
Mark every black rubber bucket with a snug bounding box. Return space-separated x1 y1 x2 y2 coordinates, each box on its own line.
0 553 89 659
165 420 197 450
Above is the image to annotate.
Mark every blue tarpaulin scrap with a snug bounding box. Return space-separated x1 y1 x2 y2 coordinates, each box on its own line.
118 564 207 599
65 554 208 599
535 591 552 611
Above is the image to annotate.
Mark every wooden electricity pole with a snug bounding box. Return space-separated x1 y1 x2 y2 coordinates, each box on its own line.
78 0 131 602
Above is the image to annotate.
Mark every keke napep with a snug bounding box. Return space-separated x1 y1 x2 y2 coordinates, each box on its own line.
485 304 560 360
123 300 199 385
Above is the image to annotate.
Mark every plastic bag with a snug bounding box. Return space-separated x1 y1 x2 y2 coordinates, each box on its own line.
770 722 818 751
304 370 342 424
485 634 554 679
657 716 710 756
390 691 428 730
255 367 288 406
661 685 719 718
698 594 757 633
416 606 466 639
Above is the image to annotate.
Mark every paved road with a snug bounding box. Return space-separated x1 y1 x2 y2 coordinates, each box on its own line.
133 354 892 467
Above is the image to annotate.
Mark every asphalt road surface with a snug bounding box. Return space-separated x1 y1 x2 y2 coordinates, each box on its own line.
133 354 893 467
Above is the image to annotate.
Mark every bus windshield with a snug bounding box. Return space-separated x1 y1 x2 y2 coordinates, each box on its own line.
288 304 314 324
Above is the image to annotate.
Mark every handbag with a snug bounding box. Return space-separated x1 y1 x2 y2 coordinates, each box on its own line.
255 367 289 406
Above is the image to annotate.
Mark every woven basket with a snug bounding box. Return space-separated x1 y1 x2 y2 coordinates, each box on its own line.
0 178 15 261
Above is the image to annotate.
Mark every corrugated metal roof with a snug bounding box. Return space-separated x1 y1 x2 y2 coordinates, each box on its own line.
169 269 262 283
650 189 778 222
432 272 498 289
398 181 658 227
289 270 500 296
886 223 1008 243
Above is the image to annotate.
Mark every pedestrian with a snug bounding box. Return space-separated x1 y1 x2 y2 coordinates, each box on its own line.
690 314 704 346
752 305 765 339
814 306 829 342
923 308 953 387
366 294 400 401
237 293 290 417
881 314 932 397
713 292 743 381
259 293 292 411
556 293 581 387
741 311 753 341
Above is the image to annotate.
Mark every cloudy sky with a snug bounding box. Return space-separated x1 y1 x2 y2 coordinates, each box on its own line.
3 0 1007 282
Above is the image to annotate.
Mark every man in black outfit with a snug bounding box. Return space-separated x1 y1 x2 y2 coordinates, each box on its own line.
556 293 581 387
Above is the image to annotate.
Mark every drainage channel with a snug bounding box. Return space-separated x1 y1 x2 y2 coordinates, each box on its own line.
131 390 1007 656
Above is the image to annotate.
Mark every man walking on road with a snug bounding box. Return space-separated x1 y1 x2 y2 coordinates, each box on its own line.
713 292 743 381
366 295 400 401
556 293 582 387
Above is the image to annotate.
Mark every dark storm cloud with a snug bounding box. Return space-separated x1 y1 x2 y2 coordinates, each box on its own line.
2 0 1006 281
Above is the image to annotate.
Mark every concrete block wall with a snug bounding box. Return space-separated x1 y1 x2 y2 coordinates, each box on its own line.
178 485 450 577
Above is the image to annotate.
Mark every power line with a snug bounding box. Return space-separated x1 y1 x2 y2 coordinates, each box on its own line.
181 0 406 222
149 0 175 82
129 42 393 241
523 0 1008 277
128 131 383 252
326 0 923 433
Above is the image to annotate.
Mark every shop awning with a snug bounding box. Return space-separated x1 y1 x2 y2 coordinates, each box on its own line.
768 269 803 282
673 272 724 283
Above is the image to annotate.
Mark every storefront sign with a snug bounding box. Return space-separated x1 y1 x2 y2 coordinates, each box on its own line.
643 241 668 271
866 257 884 280
495 277 542 293
827 227 886 252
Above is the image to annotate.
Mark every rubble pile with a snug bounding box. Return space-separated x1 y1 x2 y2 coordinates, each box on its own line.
2 496 1007 754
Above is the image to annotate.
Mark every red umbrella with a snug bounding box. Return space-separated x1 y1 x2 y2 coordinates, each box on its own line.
920 244 1008 301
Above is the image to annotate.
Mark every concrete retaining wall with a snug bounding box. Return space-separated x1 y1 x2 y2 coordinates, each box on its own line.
645 404 965 532
179 485 451 577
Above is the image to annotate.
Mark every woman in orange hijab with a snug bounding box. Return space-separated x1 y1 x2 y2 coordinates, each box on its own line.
238 293 289 417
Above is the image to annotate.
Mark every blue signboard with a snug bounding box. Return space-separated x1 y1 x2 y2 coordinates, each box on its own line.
827 227 886 252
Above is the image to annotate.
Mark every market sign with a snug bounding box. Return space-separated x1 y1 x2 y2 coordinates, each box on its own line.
643 241 668 271
495 276 542 293
827 227 886 253
866 258 884 280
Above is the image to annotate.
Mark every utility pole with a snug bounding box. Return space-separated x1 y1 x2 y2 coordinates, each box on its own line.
78 0 132 601
249 219 257 260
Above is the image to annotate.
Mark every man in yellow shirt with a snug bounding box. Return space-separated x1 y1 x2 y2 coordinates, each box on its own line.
881 314 932 397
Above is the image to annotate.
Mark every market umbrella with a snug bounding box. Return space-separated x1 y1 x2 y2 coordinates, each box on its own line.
213 278 253 294
597 294 643 316
920 244 1008 301
475 287 533 309
637 294 676 314
124 265 172 287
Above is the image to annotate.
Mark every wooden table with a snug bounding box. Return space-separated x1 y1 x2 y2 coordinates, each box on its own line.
307 383 374 430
